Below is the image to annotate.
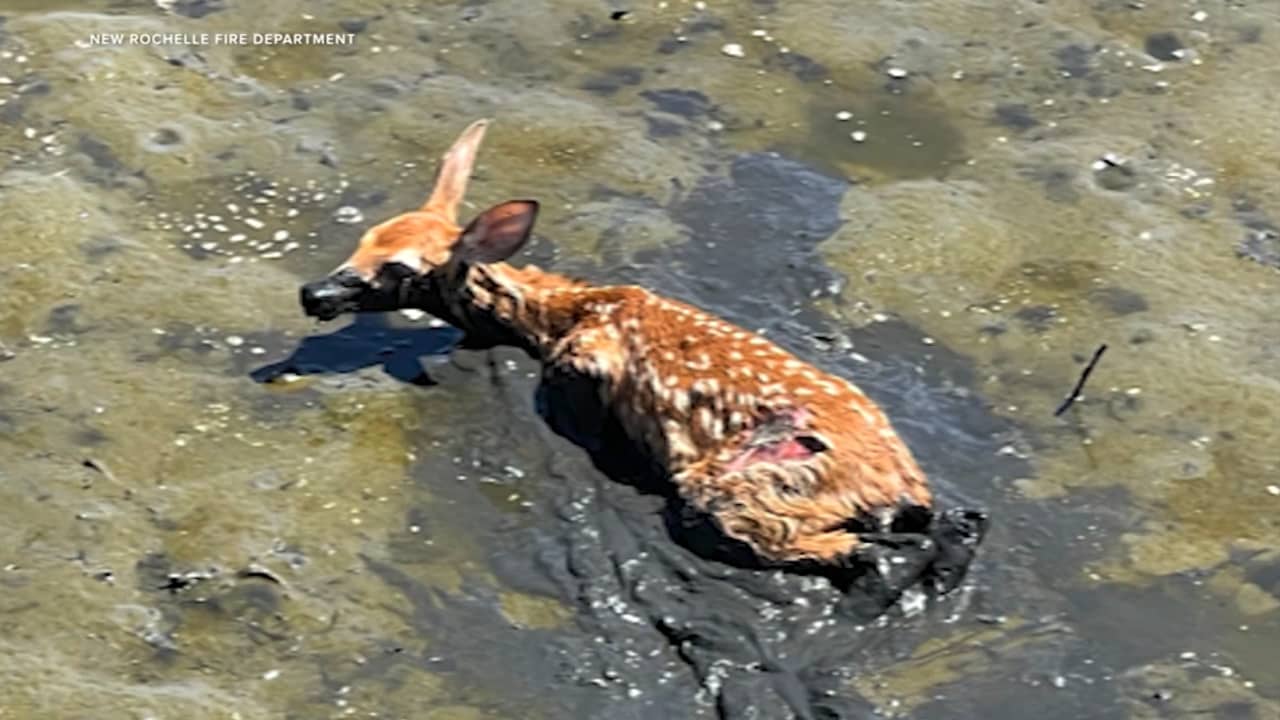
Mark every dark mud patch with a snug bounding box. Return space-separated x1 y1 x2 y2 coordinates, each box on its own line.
641 88 714 119
1089 287 1148 316
1233 198 1280 270
1015 305 1059 333
1055 44 1095 78
74 134 147 190
45 303 88 335
995 103 1040 132
353 554 572 717
80 235 125 260
763 51 828 82
1021 164 1080 204
1144 32 1185 62
581 66 645 96
640 88 722 139
648 152 849 318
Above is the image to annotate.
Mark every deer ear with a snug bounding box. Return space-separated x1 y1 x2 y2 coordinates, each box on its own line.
457 200 539 264
423 119 490 223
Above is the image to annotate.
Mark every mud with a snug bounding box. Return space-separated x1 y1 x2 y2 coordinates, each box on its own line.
2 0 1280 718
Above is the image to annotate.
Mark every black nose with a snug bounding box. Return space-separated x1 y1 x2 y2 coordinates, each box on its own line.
300 269 368 320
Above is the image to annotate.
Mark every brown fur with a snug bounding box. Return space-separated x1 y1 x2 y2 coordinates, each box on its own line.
322 120 933 566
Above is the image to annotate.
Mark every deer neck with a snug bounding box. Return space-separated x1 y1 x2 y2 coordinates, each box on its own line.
419 261 583 357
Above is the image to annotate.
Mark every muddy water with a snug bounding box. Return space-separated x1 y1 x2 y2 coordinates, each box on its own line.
1 0 1278 718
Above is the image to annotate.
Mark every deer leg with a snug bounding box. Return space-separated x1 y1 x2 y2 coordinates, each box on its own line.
840 530 937 605
921 508 989 593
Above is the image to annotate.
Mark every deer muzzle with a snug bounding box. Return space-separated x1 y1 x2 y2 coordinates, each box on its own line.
299 268 371 321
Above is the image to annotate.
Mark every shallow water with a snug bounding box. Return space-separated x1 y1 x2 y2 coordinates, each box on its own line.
1 0 1279 718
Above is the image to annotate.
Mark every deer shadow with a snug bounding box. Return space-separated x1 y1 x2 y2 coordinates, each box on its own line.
250 313 463 386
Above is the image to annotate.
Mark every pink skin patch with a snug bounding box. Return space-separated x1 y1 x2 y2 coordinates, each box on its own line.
723 407 825 471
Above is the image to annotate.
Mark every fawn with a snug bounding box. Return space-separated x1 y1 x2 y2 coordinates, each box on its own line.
300 120 986 596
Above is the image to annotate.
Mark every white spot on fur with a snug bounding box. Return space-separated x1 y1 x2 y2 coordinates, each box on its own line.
697 407 723 441
673 391 690 415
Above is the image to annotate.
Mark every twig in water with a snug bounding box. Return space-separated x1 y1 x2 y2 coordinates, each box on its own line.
82 457 119 484
1054 344 1108 416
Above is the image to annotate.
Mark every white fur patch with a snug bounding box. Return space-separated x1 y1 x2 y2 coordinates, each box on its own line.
388 249 423 270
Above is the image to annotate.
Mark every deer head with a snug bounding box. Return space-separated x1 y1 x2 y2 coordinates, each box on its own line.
299 119 540 321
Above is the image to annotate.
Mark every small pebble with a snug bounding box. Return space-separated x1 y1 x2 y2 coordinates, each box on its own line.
225 336 245 347
263 669 281 681
886 67 908 78
850 130 867 143
1267 485 1280 496
1191 10 1207 22
835 110 853 121
721 43 745 58
334 206 364 224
